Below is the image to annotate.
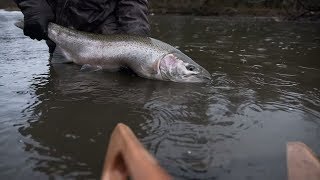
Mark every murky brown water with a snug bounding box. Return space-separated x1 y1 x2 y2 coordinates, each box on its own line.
0 10 320 179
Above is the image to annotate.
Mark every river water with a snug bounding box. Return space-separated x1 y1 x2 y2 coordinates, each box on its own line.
0 10 319 179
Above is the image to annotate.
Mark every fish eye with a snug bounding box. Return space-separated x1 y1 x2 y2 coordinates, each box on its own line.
186 65 195 71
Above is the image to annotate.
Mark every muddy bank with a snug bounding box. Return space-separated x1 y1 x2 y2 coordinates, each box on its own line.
0 0 16 10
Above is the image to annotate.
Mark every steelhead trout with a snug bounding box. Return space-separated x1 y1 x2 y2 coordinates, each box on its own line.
16 22 211 83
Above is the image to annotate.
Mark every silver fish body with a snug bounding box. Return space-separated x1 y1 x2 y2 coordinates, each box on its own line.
24 22 211 82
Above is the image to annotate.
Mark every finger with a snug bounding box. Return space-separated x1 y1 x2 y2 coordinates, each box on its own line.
31 31 44 41
29 32 38 40
23 29 30 37
24 29 36 40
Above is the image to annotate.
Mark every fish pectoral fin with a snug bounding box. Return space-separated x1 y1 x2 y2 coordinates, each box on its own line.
80 64 103 72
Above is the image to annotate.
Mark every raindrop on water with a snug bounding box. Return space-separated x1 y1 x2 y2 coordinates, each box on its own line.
257 48 267 52
276 64 287 68
240 59 247 63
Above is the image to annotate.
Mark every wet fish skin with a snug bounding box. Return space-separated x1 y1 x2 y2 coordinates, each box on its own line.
19 22 212 82
49 23 166 79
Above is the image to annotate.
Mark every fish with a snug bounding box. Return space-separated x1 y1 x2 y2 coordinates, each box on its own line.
15 21 211 83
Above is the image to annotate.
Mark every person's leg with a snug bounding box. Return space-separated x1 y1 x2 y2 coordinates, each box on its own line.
116 0 150 36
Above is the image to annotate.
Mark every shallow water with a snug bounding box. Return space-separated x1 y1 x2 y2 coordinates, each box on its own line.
0 10 320 179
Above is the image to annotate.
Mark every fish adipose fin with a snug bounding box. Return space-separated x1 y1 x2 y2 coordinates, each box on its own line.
14 20 24 29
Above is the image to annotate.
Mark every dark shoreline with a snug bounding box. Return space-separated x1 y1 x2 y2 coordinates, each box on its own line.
2 7 19 11
1 4 319 22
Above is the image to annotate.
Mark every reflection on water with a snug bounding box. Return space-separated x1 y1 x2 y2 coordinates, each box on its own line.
0 10 320 179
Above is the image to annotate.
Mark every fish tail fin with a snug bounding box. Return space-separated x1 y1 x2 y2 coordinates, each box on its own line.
14 20 24 30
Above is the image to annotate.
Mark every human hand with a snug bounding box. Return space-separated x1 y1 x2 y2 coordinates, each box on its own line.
24 13 53 41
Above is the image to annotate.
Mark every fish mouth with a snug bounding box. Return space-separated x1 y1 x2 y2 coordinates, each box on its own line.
158 52 212 83
186 74 211 83
180 69 211 83
202 70 212 81
199 74 212 82
192 69 211 82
